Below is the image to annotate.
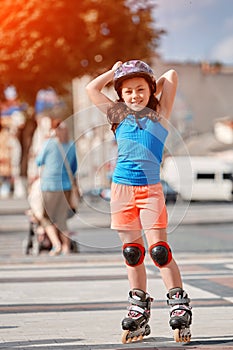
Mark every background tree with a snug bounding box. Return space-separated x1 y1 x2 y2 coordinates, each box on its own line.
0 0 164 104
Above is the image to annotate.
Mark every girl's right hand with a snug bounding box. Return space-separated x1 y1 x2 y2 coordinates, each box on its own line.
112 61 122 71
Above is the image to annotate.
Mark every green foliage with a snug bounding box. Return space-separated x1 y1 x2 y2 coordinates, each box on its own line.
0 0 164 102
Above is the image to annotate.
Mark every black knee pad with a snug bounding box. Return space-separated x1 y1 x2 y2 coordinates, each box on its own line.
122 243 145 267
149 241 172 268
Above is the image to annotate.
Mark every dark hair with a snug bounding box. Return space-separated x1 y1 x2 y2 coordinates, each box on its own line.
107 78 160 133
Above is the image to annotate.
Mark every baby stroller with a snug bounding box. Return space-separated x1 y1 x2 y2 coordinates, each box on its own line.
23 178 79 256
22 211 51 255
23 210 79 256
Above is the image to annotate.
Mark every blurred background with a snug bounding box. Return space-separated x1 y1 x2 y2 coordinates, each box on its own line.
0 6 232 348
0 0 232 202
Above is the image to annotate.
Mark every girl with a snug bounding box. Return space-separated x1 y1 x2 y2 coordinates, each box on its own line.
86 60 192 343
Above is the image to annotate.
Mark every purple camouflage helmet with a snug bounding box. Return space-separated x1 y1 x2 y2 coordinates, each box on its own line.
113 60 156 95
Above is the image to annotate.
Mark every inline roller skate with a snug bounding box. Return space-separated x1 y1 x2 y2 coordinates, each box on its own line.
121 288 152 344
167 287 192 343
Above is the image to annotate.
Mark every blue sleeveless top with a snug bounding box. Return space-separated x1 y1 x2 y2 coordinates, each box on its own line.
112 114 168 185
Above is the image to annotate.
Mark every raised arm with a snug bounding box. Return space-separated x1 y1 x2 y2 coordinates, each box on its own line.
86 61 122 114
155 69 178 120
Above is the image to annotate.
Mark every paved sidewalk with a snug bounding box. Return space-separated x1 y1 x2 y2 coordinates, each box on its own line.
1 198 233 233
0 198 233 349
0 252 233 349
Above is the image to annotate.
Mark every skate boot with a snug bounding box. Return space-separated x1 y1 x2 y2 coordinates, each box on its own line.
121 288 152 344
167 287 192 343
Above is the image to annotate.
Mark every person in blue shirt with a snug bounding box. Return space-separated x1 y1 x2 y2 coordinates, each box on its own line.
86 60 192 343
36 121 78 255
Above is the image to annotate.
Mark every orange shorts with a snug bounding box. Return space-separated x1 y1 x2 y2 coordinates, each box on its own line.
110 182 167 231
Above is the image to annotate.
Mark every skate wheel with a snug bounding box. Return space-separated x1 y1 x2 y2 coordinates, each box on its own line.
138 334 143 341
121 330 144 344
174 328 191 343
174 329 180 342
121 330 130 344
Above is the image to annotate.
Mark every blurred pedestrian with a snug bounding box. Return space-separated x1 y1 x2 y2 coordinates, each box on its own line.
27 115 52 184
36 121 78 255
0 85 27 198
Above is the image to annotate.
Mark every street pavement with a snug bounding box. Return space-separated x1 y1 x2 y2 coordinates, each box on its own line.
0 197 232 349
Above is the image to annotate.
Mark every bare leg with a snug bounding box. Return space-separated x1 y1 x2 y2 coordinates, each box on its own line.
160 259 183 290
59 230 71 254
118 230 147 292
145 229 192 342
145 228 182 290
45 224 61 255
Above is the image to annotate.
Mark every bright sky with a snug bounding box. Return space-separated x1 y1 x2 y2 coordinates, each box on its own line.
154 0 233 65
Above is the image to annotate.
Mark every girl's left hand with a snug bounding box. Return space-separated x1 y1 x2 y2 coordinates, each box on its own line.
112 61 122 71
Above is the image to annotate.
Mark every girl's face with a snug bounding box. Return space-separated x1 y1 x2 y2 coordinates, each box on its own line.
121 77 151 111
